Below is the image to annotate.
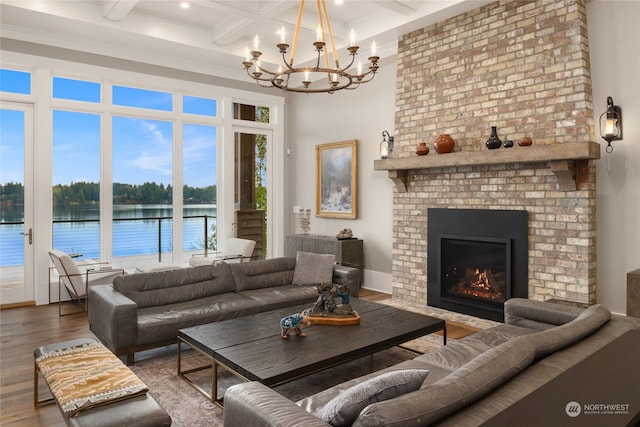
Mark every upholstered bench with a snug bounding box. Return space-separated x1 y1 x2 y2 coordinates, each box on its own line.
34 338 171 427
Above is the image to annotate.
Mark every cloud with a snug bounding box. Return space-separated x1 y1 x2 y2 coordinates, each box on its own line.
129 150 173 177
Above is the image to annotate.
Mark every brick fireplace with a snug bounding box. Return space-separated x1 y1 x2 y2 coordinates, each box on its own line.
379 0 598 309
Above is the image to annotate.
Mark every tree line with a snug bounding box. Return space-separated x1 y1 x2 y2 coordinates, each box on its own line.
0 181 216 206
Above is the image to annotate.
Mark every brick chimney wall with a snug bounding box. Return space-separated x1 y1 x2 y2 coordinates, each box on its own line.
391 0 598 305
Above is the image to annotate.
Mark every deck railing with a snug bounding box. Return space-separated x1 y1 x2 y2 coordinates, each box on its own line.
0 215 216 267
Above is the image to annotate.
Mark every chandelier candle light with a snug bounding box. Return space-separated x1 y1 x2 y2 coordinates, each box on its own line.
242 0 379 93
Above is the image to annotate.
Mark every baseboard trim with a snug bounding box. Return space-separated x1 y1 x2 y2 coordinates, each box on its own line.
1 300 36 310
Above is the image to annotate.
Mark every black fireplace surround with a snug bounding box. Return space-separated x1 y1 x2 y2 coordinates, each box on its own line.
427 208 528 322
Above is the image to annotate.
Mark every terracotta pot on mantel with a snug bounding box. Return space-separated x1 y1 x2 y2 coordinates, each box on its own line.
415 142 429 156
433 134 455 154
518 136 533 146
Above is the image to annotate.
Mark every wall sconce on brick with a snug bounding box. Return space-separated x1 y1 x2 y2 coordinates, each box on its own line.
599 96 622 153
380 131 394 159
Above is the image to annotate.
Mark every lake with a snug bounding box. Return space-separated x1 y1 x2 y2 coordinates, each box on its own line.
0 204 216 266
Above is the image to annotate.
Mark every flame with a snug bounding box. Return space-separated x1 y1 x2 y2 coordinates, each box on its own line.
470 269 491 291
449 267 505 302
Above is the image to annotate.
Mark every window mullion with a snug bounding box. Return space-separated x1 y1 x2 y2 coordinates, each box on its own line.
101 80 113 262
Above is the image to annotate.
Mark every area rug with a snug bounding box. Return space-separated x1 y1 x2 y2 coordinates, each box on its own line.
130 334 446 427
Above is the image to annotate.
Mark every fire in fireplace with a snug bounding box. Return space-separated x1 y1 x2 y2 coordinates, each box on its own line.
441 236 509 303
427 209 528 322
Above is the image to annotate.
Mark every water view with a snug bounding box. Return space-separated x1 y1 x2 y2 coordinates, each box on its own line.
0 204 216 266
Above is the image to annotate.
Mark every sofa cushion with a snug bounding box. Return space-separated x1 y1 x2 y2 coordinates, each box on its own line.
292 252 336 285
230 257 297 291
504 298 585 330
113 263 234 308
314 369 429 426
353 336 535 427
239 284 319 312
525 304 611 360
135 292 261 346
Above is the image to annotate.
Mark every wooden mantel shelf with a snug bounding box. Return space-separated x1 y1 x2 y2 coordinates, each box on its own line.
373 141 601 192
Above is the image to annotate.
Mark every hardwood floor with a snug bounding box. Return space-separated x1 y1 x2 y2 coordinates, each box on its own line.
1 302 91 427
357 287 391 302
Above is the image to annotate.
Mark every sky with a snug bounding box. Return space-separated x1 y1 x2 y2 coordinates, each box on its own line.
0 69 217 188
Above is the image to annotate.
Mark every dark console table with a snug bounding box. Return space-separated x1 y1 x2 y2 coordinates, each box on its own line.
285 234 364 291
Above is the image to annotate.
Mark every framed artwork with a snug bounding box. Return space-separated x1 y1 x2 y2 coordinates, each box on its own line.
316 139 357 219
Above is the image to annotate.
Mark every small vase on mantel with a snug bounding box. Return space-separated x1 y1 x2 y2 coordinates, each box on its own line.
434 134 455 154
415 142 429 156
486 126 502 150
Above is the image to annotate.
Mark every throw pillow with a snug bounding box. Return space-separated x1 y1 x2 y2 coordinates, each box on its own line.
313 369 429 426
292 251 336 285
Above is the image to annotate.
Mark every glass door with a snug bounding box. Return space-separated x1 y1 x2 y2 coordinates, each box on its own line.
234 130 270 259
0 102 35 305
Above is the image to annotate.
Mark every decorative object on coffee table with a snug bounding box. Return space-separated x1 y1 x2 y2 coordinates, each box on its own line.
433 134 455 154
280 313 311 339
486 126 502 149
304 283 360 325
298 208 311 234
415 142 429 155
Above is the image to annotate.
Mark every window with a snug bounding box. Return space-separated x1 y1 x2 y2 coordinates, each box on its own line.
0 108 26 266
53 77 100 102
233 102 270 123
0 69 30 94
113 85 173 111
183 95 217 117
183 124 217 254
52 110 101 258
112 116 174 259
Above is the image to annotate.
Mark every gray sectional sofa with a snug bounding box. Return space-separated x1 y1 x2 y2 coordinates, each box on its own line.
88 256 359 365
223 298 640 426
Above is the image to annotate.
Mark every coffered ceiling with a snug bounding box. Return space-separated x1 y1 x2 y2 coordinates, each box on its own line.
1 0 489 83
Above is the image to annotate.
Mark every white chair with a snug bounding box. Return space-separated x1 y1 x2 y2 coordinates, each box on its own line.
48 250 125 316
189 238 256 267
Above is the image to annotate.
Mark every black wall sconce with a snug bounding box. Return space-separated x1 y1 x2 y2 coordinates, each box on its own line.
599 96 622 153
380 130 394 159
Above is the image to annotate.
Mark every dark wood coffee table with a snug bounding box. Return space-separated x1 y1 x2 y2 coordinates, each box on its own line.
177 298 446 405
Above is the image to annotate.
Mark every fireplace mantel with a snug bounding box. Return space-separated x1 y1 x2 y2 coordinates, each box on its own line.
374 141 600 192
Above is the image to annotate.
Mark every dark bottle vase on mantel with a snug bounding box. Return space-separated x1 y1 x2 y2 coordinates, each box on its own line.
486 126 502 149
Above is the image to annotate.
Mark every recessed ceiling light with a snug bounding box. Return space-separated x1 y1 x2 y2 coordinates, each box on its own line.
335 0 344 4
180 1 190 9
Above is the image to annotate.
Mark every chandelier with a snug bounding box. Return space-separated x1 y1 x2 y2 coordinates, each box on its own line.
242 0 379 94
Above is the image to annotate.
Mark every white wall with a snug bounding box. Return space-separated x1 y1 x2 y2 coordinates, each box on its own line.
288 3 640 309
588 1 640 314
287 57 396 293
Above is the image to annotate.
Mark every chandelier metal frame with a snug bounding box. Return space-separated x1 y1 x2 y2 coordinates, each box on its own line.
242 0 379 94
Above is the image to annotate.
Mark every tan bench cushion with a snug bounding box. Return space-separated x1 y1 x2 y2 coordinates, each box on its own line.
36 341 148 417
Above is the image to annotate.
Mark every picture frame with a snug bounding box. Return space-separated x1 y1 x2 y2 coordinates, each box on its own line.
316 139 357 219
